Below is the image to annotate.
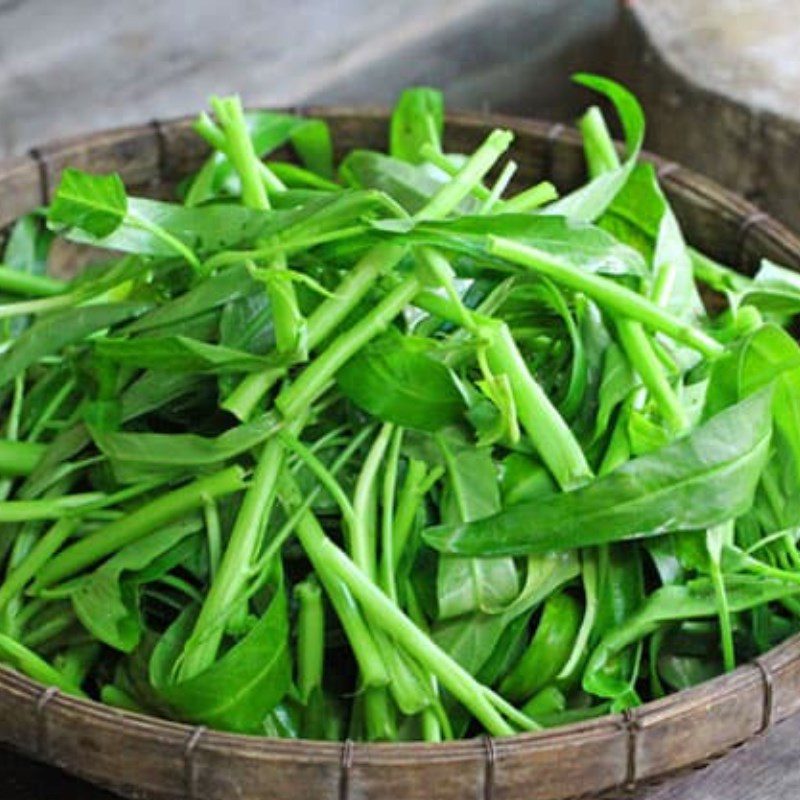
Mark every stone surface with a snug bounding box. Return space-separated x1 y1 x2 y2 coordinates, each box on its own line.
613 0 800 229
623 0 800 120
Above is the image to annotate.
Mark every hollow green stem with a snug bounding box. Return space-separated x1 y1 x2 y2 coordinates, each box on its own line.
502 181 559 213
689 247 749 293
0 493 105 523
616 319 687 432
278 476 388 688
203 498 222 582
380 429 404 603
208 96 302 355
707 521 736 673
178 440 288 680
276 276 423 418
223 242 406 420
0 632 86 697
295 579 324 702
419 144 492 201
422 708 443 742
209 96 271 208
481 318 592 490
0 266 66 298
488 237 724 358
0 518 79 613
35 467 245 588
579 105 621 178
417 130 513 219
194 110 286 195
289 498 529 736
0 440 45 478
0 293 77 320
250 425 374 580
480 160 517 214
352 424 393 582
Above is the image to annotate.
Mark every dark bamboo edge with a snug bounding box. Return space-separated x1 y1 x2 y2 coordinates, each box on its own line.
1 109 800 800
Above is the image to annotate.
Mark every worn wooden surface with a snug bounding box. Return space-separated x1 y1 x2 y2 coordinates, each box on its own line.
0 0 616 158
614 0 800 229
5 718 800 800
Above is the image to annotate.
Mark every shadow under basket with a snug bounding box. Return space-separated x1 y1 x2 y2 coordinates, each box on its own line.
2 109 800 800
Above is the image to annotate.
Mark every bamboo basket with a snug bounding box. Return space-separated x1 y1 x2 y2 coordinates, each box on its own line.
1 109 800 800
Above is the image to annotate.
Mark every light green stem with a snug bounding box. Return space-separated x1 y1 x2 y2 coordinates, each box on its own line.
295 580 324 702
0 518 79 613
488 237 724 358
287 488 527 736
0 266 66 298
0 440 45 477
417 130 513 219
35 467 245 587
616 319 687 432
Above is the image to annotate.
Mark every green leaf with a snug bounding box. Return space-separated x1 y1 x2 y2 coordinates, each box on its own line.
149 574 291 733
126 263 257 334
0 302 152 390
545 74 645 222
373 213 647 278
48 168 128 237
436 441 519 620
390 87 444 164
600 163 703 326
426 390 774 556
90 413 280 471
72 518 202 652
3 215 53 278
433 551 579 676
63 191 381 258
499 592 582 701
584 576 800 699
95 334 291 374
586 543 645 706
340 151 480 216
336 331 466 431
739 259 800 320
706 324 800 529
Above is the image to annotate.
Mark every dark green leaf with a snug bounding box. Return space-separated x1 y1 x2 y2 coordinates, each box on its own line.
584 576 800 699
90 413 280 471
426 390 773 556
340 150 480 215
336 332 466 431
72 518 202 652
436 441 518 619
149 575 291 733
0 302 151 390
373 213 646 278
95 335 290 374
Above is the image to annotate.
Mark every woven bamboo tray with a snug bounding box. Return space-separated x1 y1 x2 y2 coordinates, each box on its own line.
1 109 800 800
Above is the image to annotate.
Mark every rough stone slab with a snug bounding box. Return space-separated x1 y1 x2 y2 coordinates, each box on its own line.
613 0 800 229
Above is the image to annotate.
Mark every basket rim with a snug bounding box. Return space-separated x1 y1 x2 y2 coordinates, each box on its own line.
2 105 800 779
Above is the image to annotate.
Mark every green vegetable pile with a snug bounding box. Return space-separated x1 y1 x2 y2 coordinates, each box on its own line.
1 75 800 741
